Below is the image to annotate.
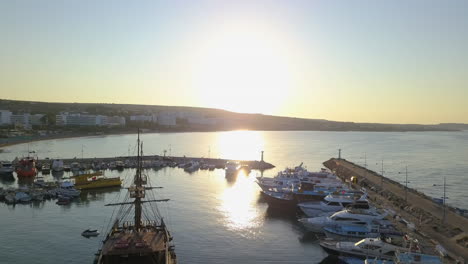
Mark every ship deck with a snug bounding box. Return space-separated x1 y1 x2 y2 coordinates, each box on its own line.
101 229 167 256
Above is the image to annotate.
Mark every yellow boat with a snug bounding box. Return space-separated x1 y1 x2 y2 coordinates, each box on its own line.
71 172 122 190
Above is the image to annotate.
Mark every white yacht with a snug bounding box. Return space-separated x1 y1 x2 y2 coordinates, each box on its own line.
52 159 64 172
0 161 14 174
298 208 387 232
298 192 368 217
320 236 419 260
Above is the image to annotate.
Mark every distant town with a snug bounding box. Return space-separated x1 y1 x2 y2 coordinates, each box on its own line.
0 99 467 142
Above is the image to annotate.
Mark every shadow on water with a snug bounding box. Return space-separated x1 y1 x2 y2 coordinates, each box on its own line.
52 170 64 179
0 173 15 185
298 231 324 244
17 176 34 186
319 255 345 264
79 187 122 204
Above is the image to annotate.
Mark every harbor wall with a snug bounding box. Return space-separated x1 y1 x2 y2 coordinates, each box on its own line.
324 158 468 262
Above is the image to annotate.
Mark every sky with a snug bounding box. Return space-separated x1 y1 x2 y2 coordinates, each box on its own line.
1 0 467 124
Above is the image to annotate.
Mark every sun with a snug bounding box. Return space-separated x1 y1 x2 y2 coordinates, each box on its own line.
190 22 294 114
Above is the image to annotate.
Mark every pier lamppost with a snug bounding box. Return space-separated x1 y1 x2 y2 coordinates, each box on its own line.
433 176 449 224
376 160 385 190
397 165 410 202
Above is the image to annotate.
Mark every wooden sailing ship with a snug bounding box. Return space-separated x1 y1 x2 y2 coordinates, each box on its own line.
95 131 176 264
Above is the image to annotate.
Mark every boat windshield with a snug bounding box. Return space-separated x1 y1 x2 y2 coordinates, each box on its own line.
354 239 366 246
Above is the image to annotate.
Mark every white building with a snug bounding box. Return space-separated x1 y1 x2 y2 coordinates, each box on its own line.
55 113 124 126
0 110 12 125
157 112 177 126
130 115 157 123
107 116 126 126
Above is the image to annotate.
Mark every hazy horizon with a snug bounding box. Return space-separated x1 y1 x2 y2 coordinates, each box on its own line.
1 0 467 123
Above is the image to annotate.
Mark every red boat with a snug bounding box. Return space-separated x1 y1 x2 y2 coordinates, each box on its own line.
16 157 37 177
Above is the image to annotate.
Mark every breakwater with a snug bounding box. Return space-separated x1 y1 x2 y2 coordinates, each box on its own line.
324 158 468 262
29 155 275 171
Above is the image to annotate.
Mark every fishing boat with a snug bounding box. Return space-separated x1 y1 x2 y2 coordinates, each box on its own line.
95 131 176 264
16 157 37 177
71 171 121 190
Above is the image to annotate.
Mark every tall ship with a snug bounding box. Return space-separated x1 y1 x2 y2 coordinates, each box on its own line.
95 131 177 264
16 157 37 177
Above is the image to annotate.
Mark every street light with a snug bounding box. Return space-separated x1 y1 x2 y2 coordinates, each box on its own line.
433 176 449 224
397 165 410 202
376 160 384 189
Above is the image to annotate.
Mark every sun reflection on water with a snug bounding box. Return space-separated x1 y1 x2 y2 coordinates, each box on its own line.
218 169 265 238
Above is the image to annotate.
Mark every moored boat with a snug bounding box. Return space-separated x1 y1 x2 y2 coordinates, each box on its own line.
0 161 14 174
82 229 100 237
71 171 122 190
225 161 240 178
16 157 37 177
52 159 64 172
320 236 419 260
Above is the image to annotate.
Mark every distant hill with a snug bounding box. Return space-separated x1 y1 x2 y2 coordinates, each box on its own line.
0 99 461 132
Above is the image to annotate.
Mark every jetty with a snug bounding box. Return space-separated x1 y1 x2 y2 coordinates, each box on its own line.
30 155 275 171
323 158 468 262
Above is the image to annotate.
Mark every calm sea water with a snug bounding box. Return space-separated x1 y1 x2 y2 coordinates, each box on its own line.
1 131 467 264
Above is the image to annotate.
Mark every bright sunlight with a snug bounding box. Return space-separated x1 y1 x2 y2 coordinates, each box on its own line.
191 21 294 114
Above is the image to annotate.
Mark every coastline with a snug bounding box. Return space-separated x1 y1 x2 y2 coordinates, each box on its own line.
0 132 136 150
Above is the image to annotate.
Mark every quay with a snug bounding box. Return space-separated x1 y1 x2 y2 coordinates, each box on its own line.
30 155 275 171
323 158 468 262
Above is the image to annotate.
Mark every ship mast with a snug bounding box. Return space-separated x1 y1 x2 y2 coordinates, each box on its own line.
134 129 144 231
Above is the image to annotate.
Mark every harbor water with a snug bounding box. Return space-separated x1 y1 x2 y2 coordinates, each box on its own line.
1 130 467 263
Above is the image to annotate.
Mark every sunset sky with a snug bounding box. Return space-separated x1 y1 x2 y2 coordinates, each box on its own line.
1 0 467 124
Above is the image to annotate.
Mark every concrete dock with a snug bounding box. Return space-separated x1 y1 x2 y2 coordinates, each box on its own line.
324 158 468 262
31 155 275 171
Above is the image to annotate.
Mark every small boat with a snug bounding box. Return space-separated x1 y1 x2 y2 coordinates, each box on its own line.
225 161 240 178
115 161 124 171
52 159 64 172
71 171 121 190
70 162 81 172
56 196 71 205
15 192 32 203
63 165 71 172
82 229 100 237
42 164 51 174
184 161 200 173
0 161 14 174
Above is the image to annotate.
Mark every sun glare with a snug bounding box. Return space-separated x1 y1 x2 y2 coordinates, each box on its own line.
191 22 293 114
